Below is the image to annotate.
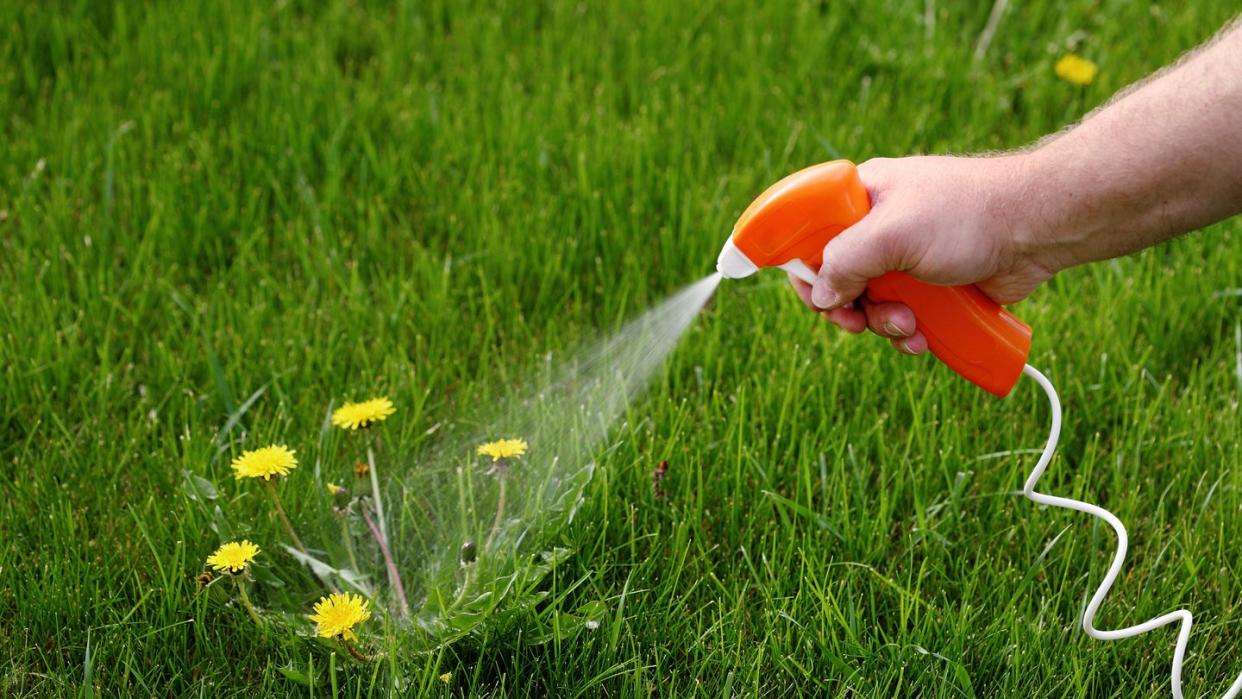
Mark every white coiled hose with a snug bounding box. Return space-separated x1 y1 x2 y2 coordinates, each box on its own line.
1021 364 1241 699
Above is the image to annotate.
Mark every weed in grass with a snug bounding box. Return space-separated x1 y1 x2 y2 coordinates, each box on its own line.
3 1 1240 696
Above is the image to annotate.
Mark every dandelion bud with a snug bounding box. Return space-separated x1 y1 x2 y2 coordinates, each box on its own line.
460 540 477 564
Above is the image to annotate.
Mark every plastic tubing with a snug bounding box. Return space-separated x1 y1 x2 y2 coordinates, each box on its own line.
1021 364 1241 699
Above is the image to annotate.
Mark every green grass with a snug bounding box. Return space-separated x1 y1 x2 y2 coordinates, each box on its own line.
3 0 1241 695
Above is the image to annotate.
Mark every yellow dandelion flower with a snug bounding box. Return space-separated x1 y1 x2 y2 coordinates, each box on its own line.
327 482 345 496
1055 53 1097 86
231 444 298 480
477 438 528 462
310 592 371 640
331 397 396 431
206 540 260 574
439 672 452 684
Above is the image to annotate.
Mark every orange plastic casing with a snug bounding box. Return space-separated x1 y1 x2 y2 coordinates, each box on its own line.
732 160 1032 397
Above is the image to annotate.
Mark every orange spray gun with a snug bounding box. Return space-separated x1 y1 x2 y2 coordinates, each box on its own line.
715 160 1032 397
717 161 1222 698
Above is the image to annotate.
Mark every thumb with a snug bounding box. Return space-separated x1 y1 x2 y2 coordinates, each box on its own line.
811 216 902 309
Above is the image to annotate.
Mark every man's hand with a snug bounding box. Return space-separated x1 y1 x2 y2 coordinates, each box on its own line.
788 155 1055 355
790 17 1242 355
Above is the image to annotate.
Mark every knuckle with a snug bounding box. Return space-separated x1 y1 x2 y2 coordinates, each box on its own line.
816 257 841 283
869 219 915 271
857 158 895 191
858 157 891 176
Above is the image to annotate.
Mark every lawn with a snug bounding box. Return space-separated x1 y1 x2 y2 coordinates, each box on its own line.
2 0 1241 696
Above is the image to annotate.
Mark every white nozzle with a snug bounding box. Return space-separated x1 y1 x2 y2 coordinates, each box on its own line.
716 237 759 279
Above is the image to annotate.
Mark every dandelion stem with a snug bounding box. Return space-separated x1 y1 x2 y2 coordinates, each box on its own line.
234 577 264 626
339 515 360 573
484 474 507 553
360 505 409 619
450 564 475 611
341 639 371 662
264 479 305 552
366 446 389 549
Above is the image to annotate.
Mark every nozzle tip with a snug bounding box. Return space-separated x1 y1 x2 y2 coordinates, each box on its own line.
716 238 758 279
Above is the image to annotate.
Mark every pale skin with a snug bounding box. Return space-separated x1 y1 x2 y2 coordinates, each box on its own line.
792 17 1242 355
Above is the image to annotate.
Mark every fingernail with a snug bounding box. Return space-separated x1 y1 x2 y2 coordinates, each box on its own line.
899 340 918 355
811 285 836 309
884 321 908 338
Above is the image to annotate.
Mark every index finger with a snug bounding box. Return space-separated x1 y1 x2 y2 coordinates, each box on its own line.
787 272 817 310
788 272 867 333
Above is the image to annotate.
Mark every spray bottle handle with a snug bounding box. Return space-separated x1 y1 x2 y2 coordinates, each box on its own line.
864 272 1031 397
810 162 1032 397
728 160 1032 396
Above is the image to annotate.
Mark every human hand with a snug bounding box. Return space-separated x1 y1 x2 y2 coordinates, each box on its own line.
788 155 1056 355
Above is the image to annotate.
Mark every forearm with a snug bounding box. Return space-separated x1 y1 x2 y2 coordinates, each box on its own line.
1014 18 1242 273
